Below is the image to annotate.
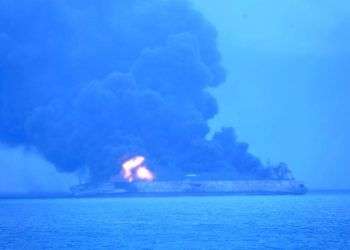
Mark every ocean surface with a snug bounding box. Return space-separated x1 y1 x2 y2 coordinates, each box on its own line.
0 193 349 249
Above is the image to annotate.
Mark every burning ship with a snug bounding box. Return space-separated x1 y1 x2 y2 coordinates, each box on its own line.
71 156 307 196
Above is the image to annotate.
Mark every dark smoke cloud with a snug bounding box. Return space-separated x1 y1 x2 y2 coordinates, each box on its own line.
0 0 292 182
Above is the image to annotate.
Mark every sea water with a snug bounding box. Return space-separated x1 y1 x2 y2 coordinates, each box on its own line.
0 193 349 249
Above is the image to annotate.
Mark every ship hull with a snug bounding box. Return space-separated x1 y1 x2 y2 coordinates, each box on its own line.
71 180 307 197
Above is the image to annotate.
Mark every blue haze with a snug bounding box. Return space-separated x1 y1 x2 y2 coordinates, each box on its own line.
0 2 349 249
193 0 350 189
0 0 296 194
0 0 349 192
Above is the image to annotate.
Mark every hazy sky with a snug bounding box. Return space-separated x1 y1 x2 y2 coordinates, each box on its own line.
0 1 349 192
192 0 350 189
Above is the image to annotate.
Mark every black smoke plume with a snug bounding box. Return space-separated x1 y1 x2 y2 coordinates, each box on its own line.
0 0 292 182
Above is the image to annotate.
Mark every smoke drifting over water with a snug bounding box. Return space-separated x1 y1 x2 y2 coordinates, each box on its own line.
0 144 76 194
0 0 291 182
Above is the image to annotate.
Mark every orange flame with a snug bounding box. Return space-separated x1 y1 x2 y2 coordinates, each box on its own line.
121 156 154 182
136 166 154 181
